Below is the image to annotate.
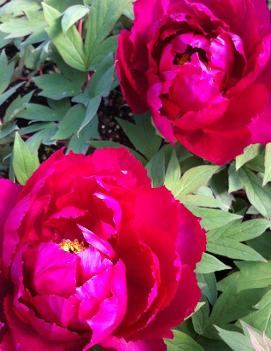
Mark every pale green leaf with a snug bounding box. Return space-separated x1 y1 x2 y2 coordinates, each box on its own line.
216 327 253 351
85 0 132 65
239 168 271 219
43 3 87 71
176 165 220 196
263 143 271 186
196 253 231 274
13 132 39 185
165 330 205 351
236 144 261 170
61 5 89 32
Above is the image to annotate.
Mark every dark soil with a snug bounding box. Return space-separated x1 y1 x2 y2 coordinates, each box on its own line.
98 89 134 148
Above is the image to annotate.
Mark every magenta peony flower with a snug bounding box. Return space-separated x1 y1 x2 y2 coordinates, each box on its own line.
116 0 271 165
0 148 205 351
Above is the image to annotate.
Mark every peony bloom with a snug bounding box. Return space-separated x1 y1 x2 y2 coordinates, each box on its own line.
0 148 205 351
116 0 271 165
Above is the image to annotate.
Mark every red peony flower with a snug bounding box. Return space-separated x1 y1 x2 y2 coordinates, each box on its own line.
0 148 205 351
116 0 271 165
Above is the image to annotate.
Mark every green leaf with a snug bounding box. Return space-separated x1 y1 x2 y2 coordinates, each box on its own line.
236 144 261 170
242 290 271 338
242 323 271 351
146 147 165 187
68 115 99 154
249 231 271 261
0 50 15 94
234 261 271 292
208 219 270 242
4 91 33 122
216 327 253 351
196 253 231 274
33 72 85 100
85 0 132 66
176 165 220 196
61 5 89 32
207 239 265 262
192 301 210 335
263 143 271 186
117 114 162 160
165 330 206 351
198 273 217 305
17 103 62 122
0 11 45 39
13 132 39 185
42 3 87 71
211 285 267 325
228 163 242 193
239 168 271 219
183 194 222 209
53 104 86 140
164 149 182 193
187 207 242 231
77 96 101 135
0 0 41 16
0 82 23 106
88 53 115 97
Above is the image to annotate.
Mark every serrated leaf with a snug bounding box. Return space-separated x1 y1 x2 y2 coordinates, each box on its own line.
165 330 206 351
85 0 132 66
196 253 230 274
216 327 253 351
176 165 220 196
239 168 271 219
236 144 261 170
43 3 87 71
13 132 39 185
263 143 271 186
117 114 162 160
61 5 89 32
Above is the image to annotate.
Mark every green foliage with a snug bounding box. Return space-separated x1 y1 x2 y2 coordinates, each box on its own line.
1 2 271 351
12 132 40 184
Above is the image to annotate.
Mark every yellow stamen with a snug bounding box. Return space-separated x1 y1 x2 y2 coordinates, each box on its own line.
176 53 190 65
59 239 86 254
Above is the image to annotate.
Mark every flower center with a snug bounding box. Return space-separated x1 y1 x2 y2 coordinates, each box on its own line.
174 45 208 65
59 239 86 254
